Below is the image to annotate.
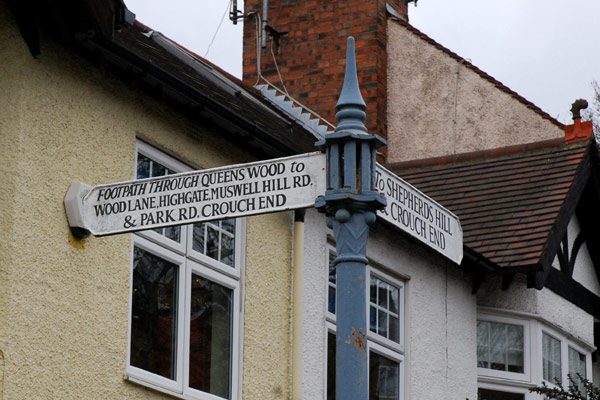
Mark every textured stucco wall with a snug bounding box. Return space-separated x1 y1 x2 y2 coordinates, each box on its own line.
0 4 291 398
477 275 594 346
243 212 293 400
299 209 329 399
386 20 563 162
300 213 478 400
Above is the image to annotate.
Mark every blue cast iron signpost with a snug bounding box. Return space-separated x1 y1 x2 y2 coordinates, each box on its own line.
315 37 387 399
64 36 463 399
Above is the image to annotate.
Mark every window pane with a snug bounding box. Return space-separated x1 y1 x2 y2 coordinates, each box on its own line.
164 225 181 242
369 276 400 343
328 252 336 314
543 333 562 384
137 153 151 179
370 307 377 333
193 223 206 253
378 310 388 338
329 253 337 284
389 287 399 315
329 287 336 315
477 321 490 368
478 388 524 400
193 221 236 268
222 218 235 234
476 321 523 373
136 153 181 242
206 226 219 260
378 282 388 308
327 332 336 400
369 352 399 400
130 247 178 380
152 161 168 177
389 316 399 343
221 234 234 266
370 279 377 305
568 347 586 393
188 274 233 399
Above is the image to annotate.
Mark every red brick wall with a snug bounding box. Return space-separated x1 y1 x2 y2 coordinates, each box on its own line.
243 0 409 152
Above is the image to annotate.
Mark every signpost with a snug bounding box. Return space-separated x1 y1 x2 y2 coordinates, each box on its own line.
375 163 463 264
65 152 325 236
64 36 464 400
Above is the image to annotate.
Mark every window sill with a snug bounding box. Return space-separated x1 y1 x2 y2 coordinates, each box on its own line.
126 375 232 400
477 375 533 389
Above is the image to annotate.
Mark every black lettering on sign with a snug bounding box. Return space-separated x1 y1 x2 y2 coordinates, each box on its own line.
293 175 311 188
94 201 127 217
428 226 446 250
290 162 305 173
258 194 286 210
247 162 285 179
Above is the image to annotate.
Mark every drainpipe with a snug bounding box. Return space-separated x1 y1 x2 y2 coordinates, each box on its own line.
291 209 305 399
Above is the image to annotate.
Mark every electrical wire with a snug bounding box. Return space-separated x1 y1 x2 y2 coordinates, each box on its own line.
270 38 289 96
204 0 232 58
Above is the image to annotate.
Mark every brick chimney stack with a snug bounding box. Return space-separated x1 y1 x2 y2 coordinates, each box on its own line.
242 0 411 145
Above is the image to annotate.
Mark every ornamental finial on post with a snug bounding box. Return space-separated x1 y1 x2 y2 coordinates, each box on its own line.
316 37 387 399
315 36 386 218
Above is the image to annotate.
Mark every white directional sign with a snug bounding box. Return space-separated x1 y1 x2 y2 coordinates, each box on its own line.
65 152 326 236
65 151 462 263
375 163 463 264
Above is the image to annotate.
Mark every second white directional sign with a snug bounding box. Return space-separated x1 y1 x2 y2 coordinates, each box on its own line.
375 163 463 264
68 152 326 236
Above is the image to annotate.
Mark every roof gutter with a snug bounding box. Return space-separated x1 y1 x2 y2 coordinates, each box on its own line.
148 31 293 126
462 246 498 274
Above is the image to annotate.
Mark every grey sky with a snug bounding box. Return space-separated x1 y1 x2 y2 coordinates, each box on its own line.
124 0 600 124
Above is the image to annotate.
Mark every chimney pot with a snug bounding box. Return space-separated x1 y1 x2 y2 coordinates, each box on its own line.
565 99 593 143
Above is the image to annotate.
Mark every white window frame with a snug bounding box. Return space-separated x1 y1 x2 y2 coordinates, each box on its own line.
126 141 245 400
135 141 192 255
325 245 405 400
477 308 594 400
186 220 242 281
368 268 405 354
126 235 187 394
538 325 593 388
476 313 531 383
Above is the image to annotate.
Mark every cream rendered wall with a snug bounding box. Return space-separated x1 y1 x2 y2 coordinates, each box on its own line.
0 4 292 398
386 20 563 163
300 209 478 400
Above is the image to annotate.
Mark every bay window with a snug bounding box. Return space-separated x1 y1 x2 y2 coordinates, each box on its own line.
477 309 593 399
127 141 243 400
